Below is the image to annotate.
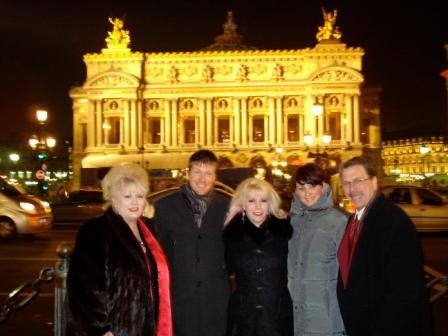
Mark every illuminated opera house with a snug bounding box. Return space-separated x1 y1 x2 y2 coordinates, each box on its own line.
69 10 381 189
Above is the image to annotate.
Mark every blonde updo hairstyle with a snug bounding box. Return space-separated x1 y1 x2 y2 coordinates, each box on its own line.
225 177 286 226
101 163 154 218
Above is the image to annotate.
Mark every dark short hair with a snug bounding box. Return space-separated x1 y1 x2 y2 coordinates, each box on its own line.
340 156 377 178
294 163 325 186
189 149 218 169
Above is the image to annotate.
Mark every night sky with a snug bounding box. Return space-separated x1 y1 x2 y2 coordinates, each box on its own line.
1 0 447 147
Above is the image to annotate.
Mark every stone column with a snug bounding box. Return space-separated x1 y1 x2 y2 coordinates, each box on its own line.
164 99 171 146
123 100 130 147
241 98 248 146
268 97 275 145
171 100 178 147
95 100 102 147
318 113 324 143
353 94 360 144
304 96 314 140
276 97 283 145
346 95 353 144
87 101 95 148
233 98 240 145
136 99 144 148
206 99 213 146
199 99 206 146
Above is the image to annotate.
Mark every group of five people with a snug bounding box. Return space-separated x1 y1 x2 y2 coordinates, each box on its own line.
66 150 431 336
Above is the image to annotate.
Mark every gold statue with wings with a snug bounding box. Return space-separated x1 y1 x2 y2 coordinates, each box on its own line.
316 8 342 42
105 17 131 49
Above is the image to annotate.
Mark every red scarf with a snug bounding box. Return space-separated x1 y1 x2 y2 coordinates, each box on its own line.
138 218 173 336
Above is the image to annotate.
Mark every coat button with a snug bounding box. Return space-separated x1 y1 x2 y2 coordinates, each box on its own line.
196 281 201 287
255 305 263 309
255 249 262 254
196 257 201 263
256 267 262 272
257 286 263 291
198 234 202 239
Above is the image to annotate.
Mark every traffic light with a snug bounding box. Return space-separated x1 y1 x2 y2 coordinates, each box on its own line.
37 152 47 160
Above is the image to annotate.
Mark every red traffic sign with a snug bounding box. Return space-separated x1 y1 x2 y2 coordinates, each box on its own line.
35 170 45 180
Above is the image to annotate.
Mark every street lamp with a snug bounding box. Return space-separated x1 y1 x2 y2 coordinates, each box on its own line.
304 131 313 148
28 110 57 150
36 110 48 124
28 109 57 198
9 153 20 163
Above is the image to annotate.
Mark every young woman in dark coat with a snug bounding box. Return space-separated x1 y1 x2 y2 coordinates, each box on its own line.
223 178 293 336
66 163 173 336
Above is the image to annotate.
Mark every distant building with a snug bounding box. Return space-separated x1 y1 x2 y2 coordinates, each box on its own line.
383 43 448 187
70 11 381 189
382 137 448 187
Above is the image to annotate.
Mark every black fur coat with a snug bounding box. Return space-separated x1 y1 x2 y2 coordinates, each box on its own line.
223 214 293 336
66 208 159 336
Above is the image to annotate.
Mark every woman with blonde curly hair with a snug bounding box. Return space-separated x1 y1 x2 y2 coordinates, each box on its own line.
67 163 172 336
223 178 293 336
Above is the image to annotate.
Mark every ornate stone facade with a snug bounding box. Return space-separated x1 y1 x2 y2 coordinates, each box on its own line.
70 12 380 188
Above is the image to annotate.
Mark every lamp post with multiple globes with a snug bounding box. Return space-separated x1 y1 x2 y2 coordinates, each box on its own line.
28 109 56 197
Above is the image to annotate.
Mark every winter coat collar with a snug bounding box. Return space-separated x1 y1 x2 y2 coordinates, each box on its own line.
104 207 150 265
224 213 292 241
290 182 334 217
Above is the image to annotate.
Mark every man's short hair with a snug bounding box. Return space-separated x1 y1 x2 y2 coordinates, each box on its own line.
340 156 377 178
189 149 218 169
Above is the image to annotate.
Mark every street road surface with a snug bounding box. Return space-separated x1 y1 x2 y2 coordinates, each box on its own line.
0 227 447 335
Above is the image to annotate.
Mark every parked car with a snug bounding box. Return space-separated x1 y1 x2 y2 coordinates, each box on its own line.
51 182 234 224
381 185 448 232
50 189 105 224
0 177 53 240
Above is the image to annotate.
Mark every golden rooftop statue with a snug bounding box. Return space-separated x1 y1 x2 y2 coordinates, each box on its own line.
316 8 342 42
105 17 131 50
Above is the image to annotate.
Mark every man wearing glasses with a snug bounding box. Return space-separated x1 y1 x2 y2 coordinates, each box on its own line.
337 156 431 336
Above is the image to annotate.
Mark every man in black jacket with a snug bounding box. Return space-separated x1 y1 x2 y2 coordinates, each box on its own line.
154 150 230 336
337 156 431 336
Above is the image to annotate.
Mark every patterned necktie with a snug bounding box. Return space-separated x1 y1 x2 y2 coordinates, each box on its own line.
347 215 360 257
337 214 360 288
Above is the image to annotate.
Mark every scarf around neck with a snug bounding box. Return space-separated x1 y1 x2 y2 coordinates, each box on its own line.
181 183 212 228
138 219 173 336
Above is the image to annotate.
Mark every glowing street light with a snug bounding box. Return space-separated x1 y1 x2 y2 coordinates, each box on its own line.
304 131 314 146
36 110 48 123
29 110 57 150
9 153 20 162
322 134 332 145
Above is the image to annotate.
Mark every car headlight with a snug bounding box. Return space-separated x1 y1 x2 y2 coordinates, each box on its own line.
20 202 36 213
40 200 52 214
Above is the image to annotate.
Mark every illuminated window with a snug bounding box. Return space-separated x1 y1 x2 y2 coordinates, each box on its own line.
144 118 161 144
217 118 230 143
252 117 265 142
328 112 341 140
106 117 120 144
287 116 300 142
184 118 196 144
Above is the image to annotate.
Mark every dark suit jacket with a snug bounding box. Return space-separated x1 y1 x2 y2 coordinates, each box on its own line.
337 194 431 336
154 189 230 336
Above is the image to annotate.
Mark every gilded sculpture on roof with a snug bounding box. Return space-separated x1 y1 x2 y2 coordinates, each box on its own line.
105 17 131 49
316 8 342 42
